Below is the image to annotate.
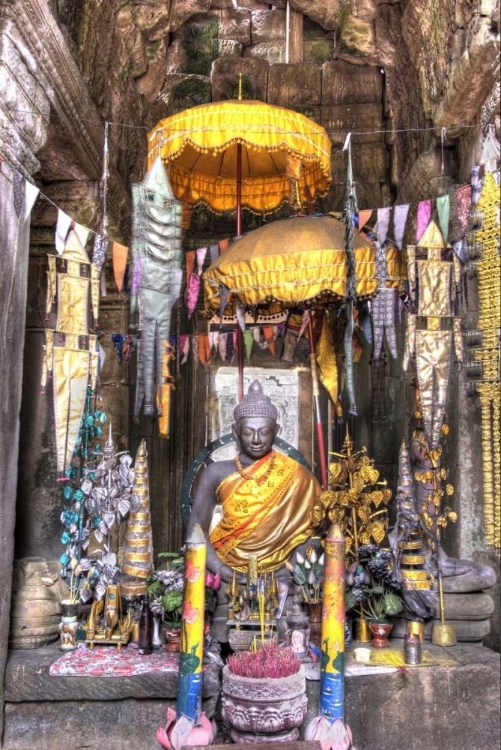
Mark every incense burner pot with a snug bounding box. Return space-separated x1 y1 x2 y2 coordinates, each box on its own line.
221 665 307 743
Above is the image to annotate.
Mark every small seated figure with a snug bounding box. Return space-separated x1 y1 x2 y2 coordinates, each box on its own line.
187 380 322 585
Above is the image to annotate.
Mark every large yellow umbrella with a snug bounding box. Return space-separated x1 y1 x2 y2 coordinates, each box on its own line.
147 99 332 232
203 215 377 318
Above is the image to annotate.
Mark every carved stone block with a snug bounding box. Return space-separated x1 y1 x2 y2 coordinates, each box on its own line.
321 103 384 145
331 143 387 184
321 60 383 104
251 10 286 45
267 64 321 107
244 42 285 66
218 40 243 58
211 57 268 102
220 8 251 45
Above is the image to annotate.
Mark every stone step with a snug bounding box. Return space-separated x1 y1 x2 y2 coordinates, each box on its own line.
3 642 499 750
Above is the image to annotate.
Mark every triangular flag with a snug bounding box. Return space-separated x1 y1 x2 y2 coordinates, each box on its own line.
393 204 409 250
455 185 471 234
12 170 25 217
209 243 219 263
253 327 261 344
180 335 190 364
185 250 196 279
226 331 234 362
218 332 227 361
74 223 90 248
436 194 450 244
23 180 39 222
196 246 208 273
263 326 275 355
112 241 128 292
55 210 72 255
299 311 310 340
416 200 432 242
236 303 246 332
93 233 108 269
244 329 254 361
198 334 211 366
219 238 230 253
376 207 391 245
358 209 373 232
186 273 200 319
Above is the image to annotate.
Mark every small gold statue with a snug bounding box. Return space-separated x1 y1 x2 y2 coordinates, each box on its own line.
84 584 134 650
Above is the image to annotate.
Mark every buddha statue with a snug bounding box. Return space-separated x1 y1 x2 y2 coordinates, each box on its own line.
187 380 322 585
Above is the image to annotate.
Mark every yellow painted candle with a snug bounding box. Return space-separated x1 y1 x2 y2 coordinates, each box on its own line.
177 523 207 722
320 523 346 721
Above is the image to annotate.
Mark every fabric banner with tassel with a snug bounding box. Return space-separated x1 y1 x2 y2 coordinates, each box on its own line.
316 317 338 404
393 204 409 250
130 157 183 419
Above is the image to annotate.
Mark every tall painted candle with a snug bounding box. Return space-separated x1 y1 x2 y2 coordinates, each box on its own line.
319 523 346 722
176 523 207 723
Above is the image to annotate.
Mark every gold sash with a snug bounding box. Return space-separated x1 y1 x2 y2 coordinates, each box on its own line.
210 452 321 572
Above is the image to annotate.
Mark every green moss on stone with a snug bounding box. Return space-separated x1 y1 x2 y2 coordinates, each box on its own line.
305 39 332 66
170 77 211 107
147 40 161 60
181 18 220 77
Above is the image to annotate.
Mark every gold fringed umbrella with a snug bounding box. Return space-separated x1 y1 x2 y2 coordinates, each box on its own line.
203 215 377 317
147 99 332 219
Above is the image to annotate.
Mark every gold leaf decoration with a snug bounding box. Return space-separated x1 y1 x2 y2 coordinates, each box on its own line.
328 507 345 524
352 474 366 492
366 467 380 484
370 522 386 545
310 504 324 527
320 490 337 509
328 462 343 482
369 490 383 508
357 506 370 522
382 489 392 503
446 484 454 496
359 532 371 545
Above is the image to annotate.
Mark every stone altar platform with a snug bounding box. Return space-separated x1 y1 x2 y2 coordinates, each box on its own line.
3 642 500 750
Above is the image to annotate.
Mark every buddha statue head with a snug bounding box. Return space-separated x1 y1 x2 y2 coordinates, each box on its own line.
232 380 279 461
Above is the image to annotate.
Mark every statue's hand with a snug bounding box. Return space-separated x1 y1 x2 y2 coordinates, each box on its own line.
219 563 235 583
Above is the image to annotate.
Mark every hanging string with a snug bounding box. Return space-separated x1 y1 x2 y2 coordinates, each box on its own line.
441 126 447 175
2 109 489 138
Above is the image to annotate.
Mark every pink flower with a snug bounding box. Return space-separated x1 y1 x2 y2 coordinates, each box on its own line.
156 707 215 749
185 561 201 583
304 716 353 750
182 601 200 624
205 571 221 591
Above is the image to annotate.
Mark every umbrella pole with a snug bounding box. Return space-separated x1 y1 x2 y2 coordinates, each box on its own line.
236 141 244 402
307 315 328 489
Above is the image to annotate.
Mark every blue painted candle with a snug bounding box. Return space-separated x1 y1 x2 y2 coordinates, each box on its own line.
319 523 346 722
176 524 207 723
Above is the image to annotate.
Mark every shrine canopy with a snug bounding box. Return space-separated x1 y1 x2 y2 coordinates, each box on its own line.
203 215 378 318
147 100 332 215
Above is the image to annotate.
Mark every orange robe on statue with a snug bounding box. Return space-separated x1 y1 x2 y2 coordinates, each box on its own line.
210 451 321 573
